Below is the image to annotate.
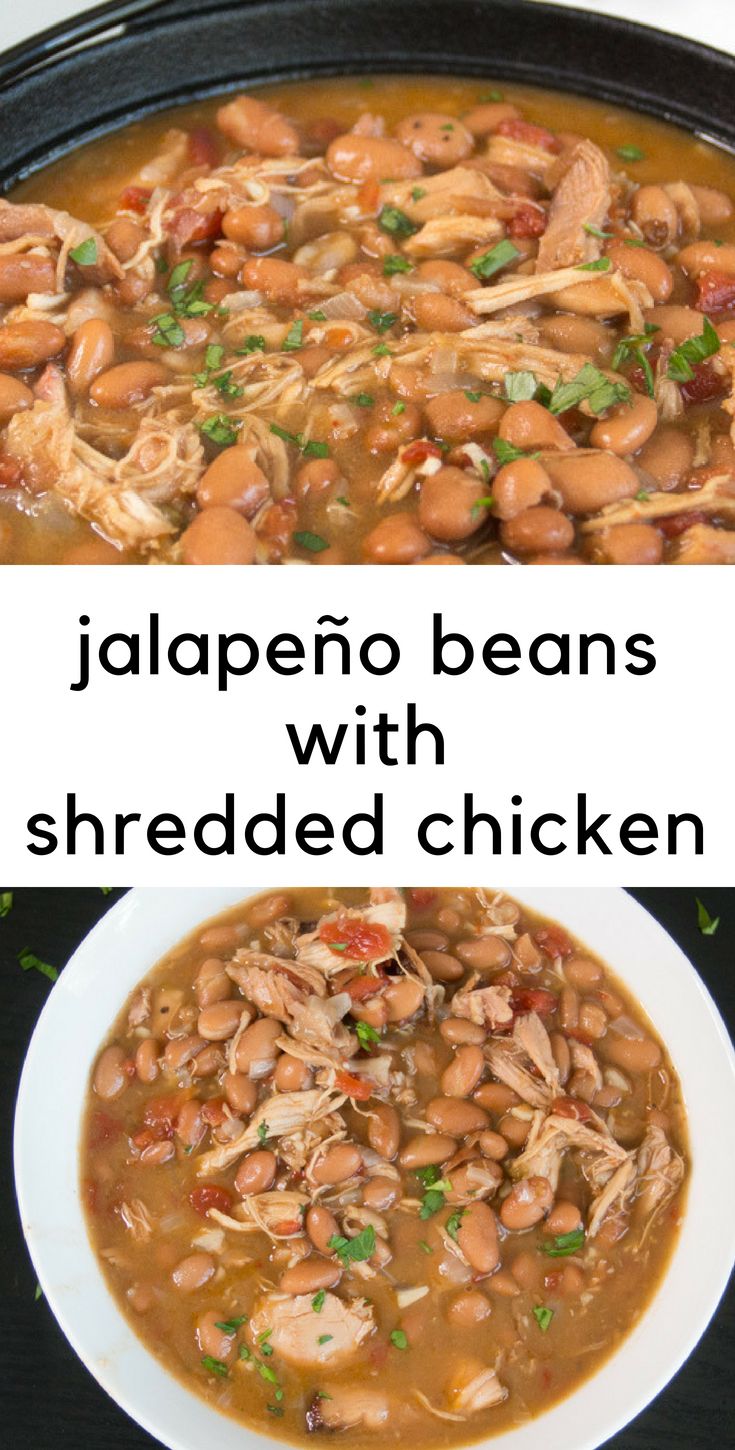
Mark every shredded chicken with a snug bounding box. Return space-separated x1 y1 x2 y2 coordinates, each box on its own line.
249 1291 375 1369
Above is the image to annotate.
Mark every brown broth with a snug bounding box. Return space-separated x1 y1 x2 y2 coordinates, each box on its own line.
81 888 688 1447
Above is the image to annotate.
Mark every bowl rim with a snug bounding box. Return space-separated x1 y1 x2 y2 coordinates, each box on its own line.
12 886 735 1450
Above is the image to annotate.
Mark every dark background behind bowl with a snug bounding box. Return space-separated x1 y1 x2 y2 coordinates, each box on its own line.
0 887 732 1448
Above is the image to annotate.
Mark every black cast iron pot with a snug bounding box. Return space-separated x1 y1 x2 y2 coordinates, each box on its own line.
1 0 734 195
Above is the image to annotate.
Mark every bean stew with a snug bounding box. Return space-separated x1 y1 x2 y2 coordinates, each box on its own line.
3 77 735 563
82 888 688 1444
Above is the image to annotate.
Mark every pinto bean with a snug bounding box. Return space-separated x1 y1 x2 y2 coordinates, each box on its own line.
217 94 298 156
326 134 422 184
487 1269 520 1297
93 1044 129 1100
172 1252 215 1292
412 292 476 331
135 1037 160 1084
424 390 504 441
163 1034 206 1073
200 924 240 951
197 1310 236 1362
416 259 476 295
197 1000 245 1041
456 1201 500 1275
222 203 284 249
302 1205 339 1256
294 457 340 502
421 949 464 983
447 1289 492 1327
395 113 473 167
367 1102 400 1159
455 936 511 970
90 360 167 409
550 1031 571 1085
180 507 257 565
592 522 664 565
275 1054 312 1092
499 400 574 452
590 394 658 455
400 1133 457 1169
498 1113 530 1148
405 929 449 951
418 466 487 541
234 1017 281 1075
240 255 306 305
478 1130 509 1161
364 398 422 454
676 240 735 276
579 1001 608 1039
462 102 521 137
536 313 613 362
105 217 146 262
645 304 706 344
690 184 734 227
384 975 425 1022
362 1176 399 1211
234 1149 278 1196
501 506 574 554
440 1017 486 1046
176 1098 205 1149
637 425 693 490
426 1097 489 1135
313 1142 363 1185
543 452 638 513
605 1035 661 1072
280 1257 342 1295
493 458 551 521
222 1073 256 1117
607 240 672 302
66 318 115 396
0 372 33 422
362 513 431 563
441 1044 485 1097
474 1082 520 1114
545 1200 583 1237
196 449 270 516
350 995 388 1031
500 1175 553 1230
0 253 56 302
194 958 232 1007
630 185 679 249
0 320 65 371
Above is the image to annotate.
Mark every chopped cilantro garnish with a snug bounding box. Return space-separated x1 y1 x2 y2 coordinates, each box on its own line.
504 370 538 403
312 1290 326 1313
215 1315 247 1334
392 401 406 415
257 1361 280 1387
34 1282 43 1301
210 370 244 400
294 530 329 553
418 1239 433 1255
623 237 646 247
372 342 392 357
411 187 427 202
635 489 652 502
548 362 630 416
471 495 495 517
150 312 185 348
239 1344 252 1360
199 414 241 447
464 390 482 402
446 1209 465 1241
17 948 57 983
533 1305 554 1332
367 309 398 333
318 1334 333 1345
416 1168 452 1219
283 319 304 351
257 1120 269 1145
0 890 13 917
355 1019 381 1050
328 1225 376 1264
201 1355 228 1377
383 254 413 275
354 392 374 407
469 239 520 280
616 144 646 162
583 223 614 239
308 309 327 321
696 897 720 937
478 88 503 101
267 1406 284 1417
378 206 419 238
540 1228 585 1257
236 334 267 354
336 495 350 507
69 237 98 266
667 317 720 383
612 325 659 398
493 437 539 465
577 256 611 272
269 423 329 459
390 1329 408 1350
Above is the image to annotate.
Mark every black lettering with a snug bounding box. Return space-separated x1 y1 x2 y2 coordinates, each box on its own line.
26 814 57 854
576 793 611 854
481 634 521 675
625 634 656 675
432 614 472 675
418 812 453 855
193 794 234 855
147 814 185 854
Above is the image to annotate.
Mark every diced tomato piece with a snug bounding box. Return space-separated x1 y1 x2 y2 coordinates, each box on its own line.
201 1097 228 1127
131 1128 156 1150
166 205 223 250
258 498 298 553
496 118 560 153
320 914 393 960
306 116 342 150
143 1090 189 1136
680 362 726 406
119 185 152 215
334 1068 374 1101
510 987 558 1017
189 1184 233 1218
358 178 380 213
187 127 220 169
408 888 437 910
274 1219 303 1236
551 1095 596 1123
544 1270 563 1291
534 925 573 958
508 203 547 239
0 455 23 488
345 971 386 1002
368 1338 390 1369
656 509 710 540
693 268 735 313
87 1110 123 1149
402 439 444 465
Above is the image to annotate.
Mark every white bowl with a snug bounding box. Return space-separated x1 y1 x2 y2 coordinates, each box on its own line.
13 887 735 1450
